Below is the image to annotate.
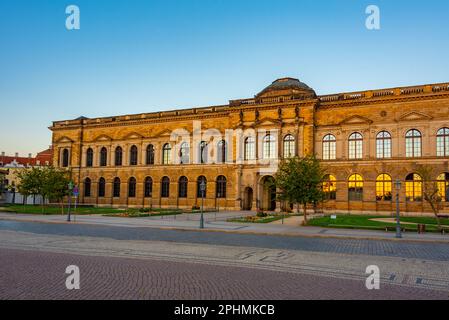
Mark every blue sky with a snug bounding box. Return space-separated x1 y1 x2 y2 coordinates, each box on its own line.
1 0 448 156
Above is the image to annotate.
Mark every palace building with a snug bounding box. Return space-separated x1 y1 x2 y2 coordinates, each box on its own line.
50 77 449 214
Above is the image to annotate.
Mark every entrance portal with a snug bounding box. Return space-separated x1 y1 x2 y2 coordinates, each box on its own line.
243 187 253 210
261 176 276 211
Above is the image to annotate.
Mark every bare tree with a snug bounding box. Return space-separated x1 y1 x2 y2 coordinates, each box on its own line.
416 165 443 230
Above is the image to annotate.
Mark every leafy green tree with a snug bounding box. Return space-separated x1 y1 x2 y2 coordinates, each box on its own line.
274 156 326 224
16 167 45 208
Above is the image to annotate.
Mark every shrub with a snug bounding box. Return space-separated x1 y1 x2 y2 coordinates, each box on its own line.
256 211 267 218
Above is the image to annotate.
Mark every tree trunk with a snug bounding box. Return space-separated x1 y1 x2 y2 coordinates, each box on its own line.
303 203 308 225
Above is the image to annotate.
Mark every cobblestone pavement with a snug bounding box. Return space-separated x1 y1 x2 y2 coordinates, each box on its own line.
1 220 449 261
1 246 448 300
0 230 449 299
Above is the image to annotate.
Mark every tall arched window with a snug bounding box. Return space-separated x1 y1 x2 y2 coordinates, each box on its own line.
217 140 227 163
180 142 190 164
98 177 106 198
348 174 363 201
322 174 337 200
376 131 392 159
144 177 153 198
348 133 363 159
376 174 392 201
216 175 227 198
199 141 208 164
130 145 138 166
161 176 170 198
244 137 255 160
128 177 136 197
178 176 188 198
197 176 207 198
100 147 108 166
84 178 91 197
322 134 336 160
115 147 123 166
405 129 422 158
437 173 449 202
86 148 93 167
113 177 121 197
263 134 276 159
62 149 69 167
146 144 155 165
437 128 449 157
405 173 422 202
283 135 295 158
162 144 171 165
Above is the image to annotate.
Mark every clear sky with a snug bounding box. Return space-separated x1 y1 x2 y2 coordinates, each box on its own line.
1 0 448 156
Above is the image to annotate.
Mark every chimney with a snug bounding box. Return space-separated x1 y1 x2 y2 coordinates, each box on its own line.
28 153 32 158
15 152 19 158
1 152 4 157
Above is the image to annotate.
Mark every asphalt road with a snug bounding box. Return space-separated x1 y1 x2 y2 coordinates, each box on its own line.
1 247 447 300
1 220 449 261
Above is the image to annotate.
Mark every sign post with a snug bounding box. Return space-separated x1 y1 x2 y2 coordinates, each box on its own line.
73 185 79 222
67 181 74 222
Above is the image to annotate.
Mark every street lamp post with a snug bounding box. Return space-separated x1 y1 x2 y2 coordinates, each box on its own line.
67 181 74 222
200 180 206 229
395 179 402 238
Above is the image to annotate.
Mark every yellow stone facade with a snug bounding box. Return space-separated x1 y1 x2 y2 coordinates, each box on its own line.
50 78 449 214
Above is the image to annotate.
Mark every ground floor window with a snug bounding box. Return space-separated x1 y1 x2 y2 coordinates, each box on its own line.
376 174 392 201
405 173 422 202
348 174 363 201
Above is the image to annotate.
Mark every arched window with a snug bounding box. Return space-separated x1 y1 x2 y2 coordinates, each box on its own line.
348 174 363 201
161 176 170 198
216 175 226 198
86 148 93 167
348 133 363 159
437 173 449 202
197 176 207 198
144 177 153 198
217 140 227 163
100 147 107 167
62 149 69 167
376 131 392 159
376 174 392 201
146 144 155 165
405 129 422 158
115 147 123 166
178 176 188 198
263 134 276 159
244 136 255 160
437 128 449 157
162 144 171 165
128 177 136 197
322 134 336 160
199 141 208 164
283 135 295 158
405 173 422 202
322 174 337 200
98 178 106 198
180 142 190 164
130 145 138 166
113 177 121 198
84 178 91 197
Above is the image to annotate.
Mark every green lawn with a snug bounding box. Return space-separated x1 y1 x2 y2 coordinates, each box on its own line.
0 204 124 215
307 215 449 232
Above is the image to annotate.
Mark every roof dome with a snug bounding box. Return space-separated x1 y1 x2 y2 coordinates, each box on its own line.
256 77 315 98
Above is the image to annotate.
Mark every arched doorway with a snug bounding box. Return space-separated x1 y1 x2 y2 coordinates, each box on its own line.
260 176 276 211
243 187 253 210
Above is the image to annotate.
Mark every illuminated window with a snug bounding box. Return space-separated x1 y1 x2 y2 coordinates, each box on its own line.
437 128 449 157
162 144 171 165
283 135 295 158
437 173 449 202
244 137 255 160
376 174 392 201
263 134 276 159
348 174 363 201
322 174 337 200
322 134 336 160
348 133 363 159
376 131 392 159
405 130 422 158
405 173 422 202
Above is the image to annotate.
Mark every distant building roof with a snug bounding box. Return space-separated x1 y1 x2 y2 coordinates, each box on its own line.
256 77 315 98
